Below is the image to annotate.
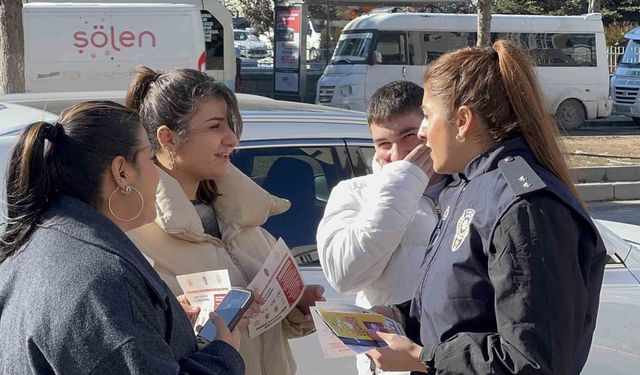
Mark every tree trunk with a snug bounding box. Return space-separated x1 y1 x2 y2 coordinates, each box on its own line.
476 0 492 47
588 0 601 13
0 0 24 94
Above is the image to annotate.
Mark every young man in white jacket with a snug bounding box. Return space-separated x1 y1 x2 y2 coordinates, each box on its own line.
316 81 446 375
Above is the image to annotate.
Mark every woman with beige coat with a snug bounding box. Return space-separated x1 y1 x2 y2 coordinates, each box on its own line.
125 66 324 375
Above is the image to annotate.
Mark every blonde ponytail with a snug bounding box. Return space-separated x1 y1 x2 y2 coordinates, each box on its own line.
423 39 582 204
493 40 581 202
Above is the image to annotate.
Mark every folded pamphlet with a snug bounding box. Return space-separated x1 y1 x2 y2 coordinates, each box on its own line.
311 302 406 358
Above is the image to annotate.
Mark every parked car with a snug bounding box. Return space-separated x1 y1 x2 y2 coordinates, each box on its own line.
1 94 639 374
0 102 57 137
234 29 270 60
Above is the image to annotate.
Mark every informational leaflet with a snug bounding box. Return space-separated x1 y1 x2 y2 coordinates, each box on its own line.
248 238 305 338
176 269 231 331
312 302 406 358
310 306 353 359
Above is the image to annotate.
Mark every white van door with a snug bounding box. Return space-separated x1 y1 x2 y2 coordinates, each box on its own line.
365 31 409 102
405 30 425 86
23 3 205 93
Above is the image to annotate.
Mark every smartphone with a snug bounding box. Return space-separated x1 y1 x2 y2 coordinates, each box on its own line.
197 289 255 343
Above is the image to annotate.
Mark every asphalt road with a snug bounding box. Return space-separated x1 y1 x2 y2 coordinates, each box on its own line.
567 116 640 136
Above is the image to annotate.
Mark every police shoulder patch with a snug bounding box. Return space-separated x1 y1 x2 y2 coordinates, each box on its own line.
498 156 546 197
452 208 475 252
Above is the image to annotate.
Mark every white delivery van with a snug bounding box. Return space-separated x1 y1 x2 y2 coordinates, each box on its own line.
306 18 324 61
317 12 612 130
610 27 640 125
23 2 233 92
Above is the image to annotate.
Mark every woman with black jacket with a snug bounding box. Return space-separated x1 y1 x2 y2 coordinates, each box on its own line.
0 101 246 374
366 40 606 375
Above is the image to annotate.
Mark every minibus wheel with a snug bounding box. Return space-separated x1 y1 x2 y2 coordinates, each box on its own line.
555 99 586 130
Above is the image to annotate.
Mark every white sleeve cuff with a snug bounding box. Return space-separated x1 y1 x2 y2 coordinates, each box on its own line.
381 160 430 188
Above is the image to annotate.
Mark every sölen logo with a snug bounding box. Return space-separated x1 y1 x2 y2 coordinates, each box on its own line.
73 17 156 59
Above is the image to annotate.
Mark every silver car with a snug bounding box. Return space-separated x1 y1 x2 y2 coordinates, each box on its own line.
1 94 639 374
234 29 270 60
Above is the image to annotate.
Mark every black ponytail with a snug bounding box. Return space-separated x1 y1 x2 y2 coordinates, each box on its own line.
1 122 57 262
0 101 142 262
124 65 158 112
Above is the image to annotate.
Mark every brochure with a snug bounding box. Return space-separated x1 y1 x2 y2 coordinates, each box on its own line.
248 238 305 338
311 302 406 358
176 269 232 331
176 239 305 338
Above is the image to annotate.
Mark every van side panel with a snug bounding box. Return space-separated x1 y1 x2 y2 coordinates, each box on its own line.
23 5 202 92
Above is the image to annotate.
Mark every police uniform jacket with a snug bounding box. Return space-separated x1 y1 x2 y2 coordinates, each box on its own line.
410 137 606 374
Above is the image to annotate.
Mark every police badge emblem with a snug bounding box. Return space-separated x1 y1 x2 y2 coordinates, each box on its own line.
452 209 475 252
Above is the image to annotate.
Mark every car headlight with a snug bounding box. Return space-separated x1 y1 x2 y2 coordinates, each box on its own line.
340 85 353 97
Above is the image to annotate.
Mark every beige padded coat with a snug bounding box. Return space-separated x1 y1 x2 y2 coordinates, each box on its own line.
128 165 312 375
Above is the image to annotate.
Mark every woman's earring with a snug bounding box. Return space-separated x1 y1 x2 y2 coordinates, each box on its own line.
456 134 466 143
169 151 177 170
108 185 144 222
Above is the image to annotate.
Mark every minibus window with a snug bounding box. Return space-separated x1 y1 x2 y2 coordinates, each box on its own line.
331 32 373 64
494 32 597 67
374 32 407 65
620 39 640 67
421 32 475 64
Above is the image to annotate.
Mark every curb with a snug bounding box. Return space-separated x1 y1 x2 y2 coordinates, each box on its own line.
572 166 640 202
577 182 640 202
572 166 640 184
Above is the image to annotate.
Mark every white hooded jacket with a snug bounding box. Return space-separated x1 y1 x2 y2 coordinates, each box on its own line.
316 159 443 375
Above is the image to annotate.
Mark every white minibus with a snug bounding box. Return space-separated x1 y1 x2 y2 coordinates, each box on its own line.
317 12 612 129
610 27 640 125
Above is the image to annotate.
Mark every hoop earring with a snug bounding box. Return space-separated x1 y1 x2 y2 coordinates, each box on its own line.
108 185 144 222
169 151 177 170
456 135 466 143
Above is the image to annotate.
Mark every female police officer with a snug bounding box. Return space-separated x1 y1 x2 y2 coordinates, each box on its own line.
366 40 606 374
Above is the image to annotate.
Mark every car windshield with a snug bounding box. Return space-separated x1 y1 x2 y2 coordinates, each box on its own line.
330 32 373 64
234 31 248 41
620 39 640 66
